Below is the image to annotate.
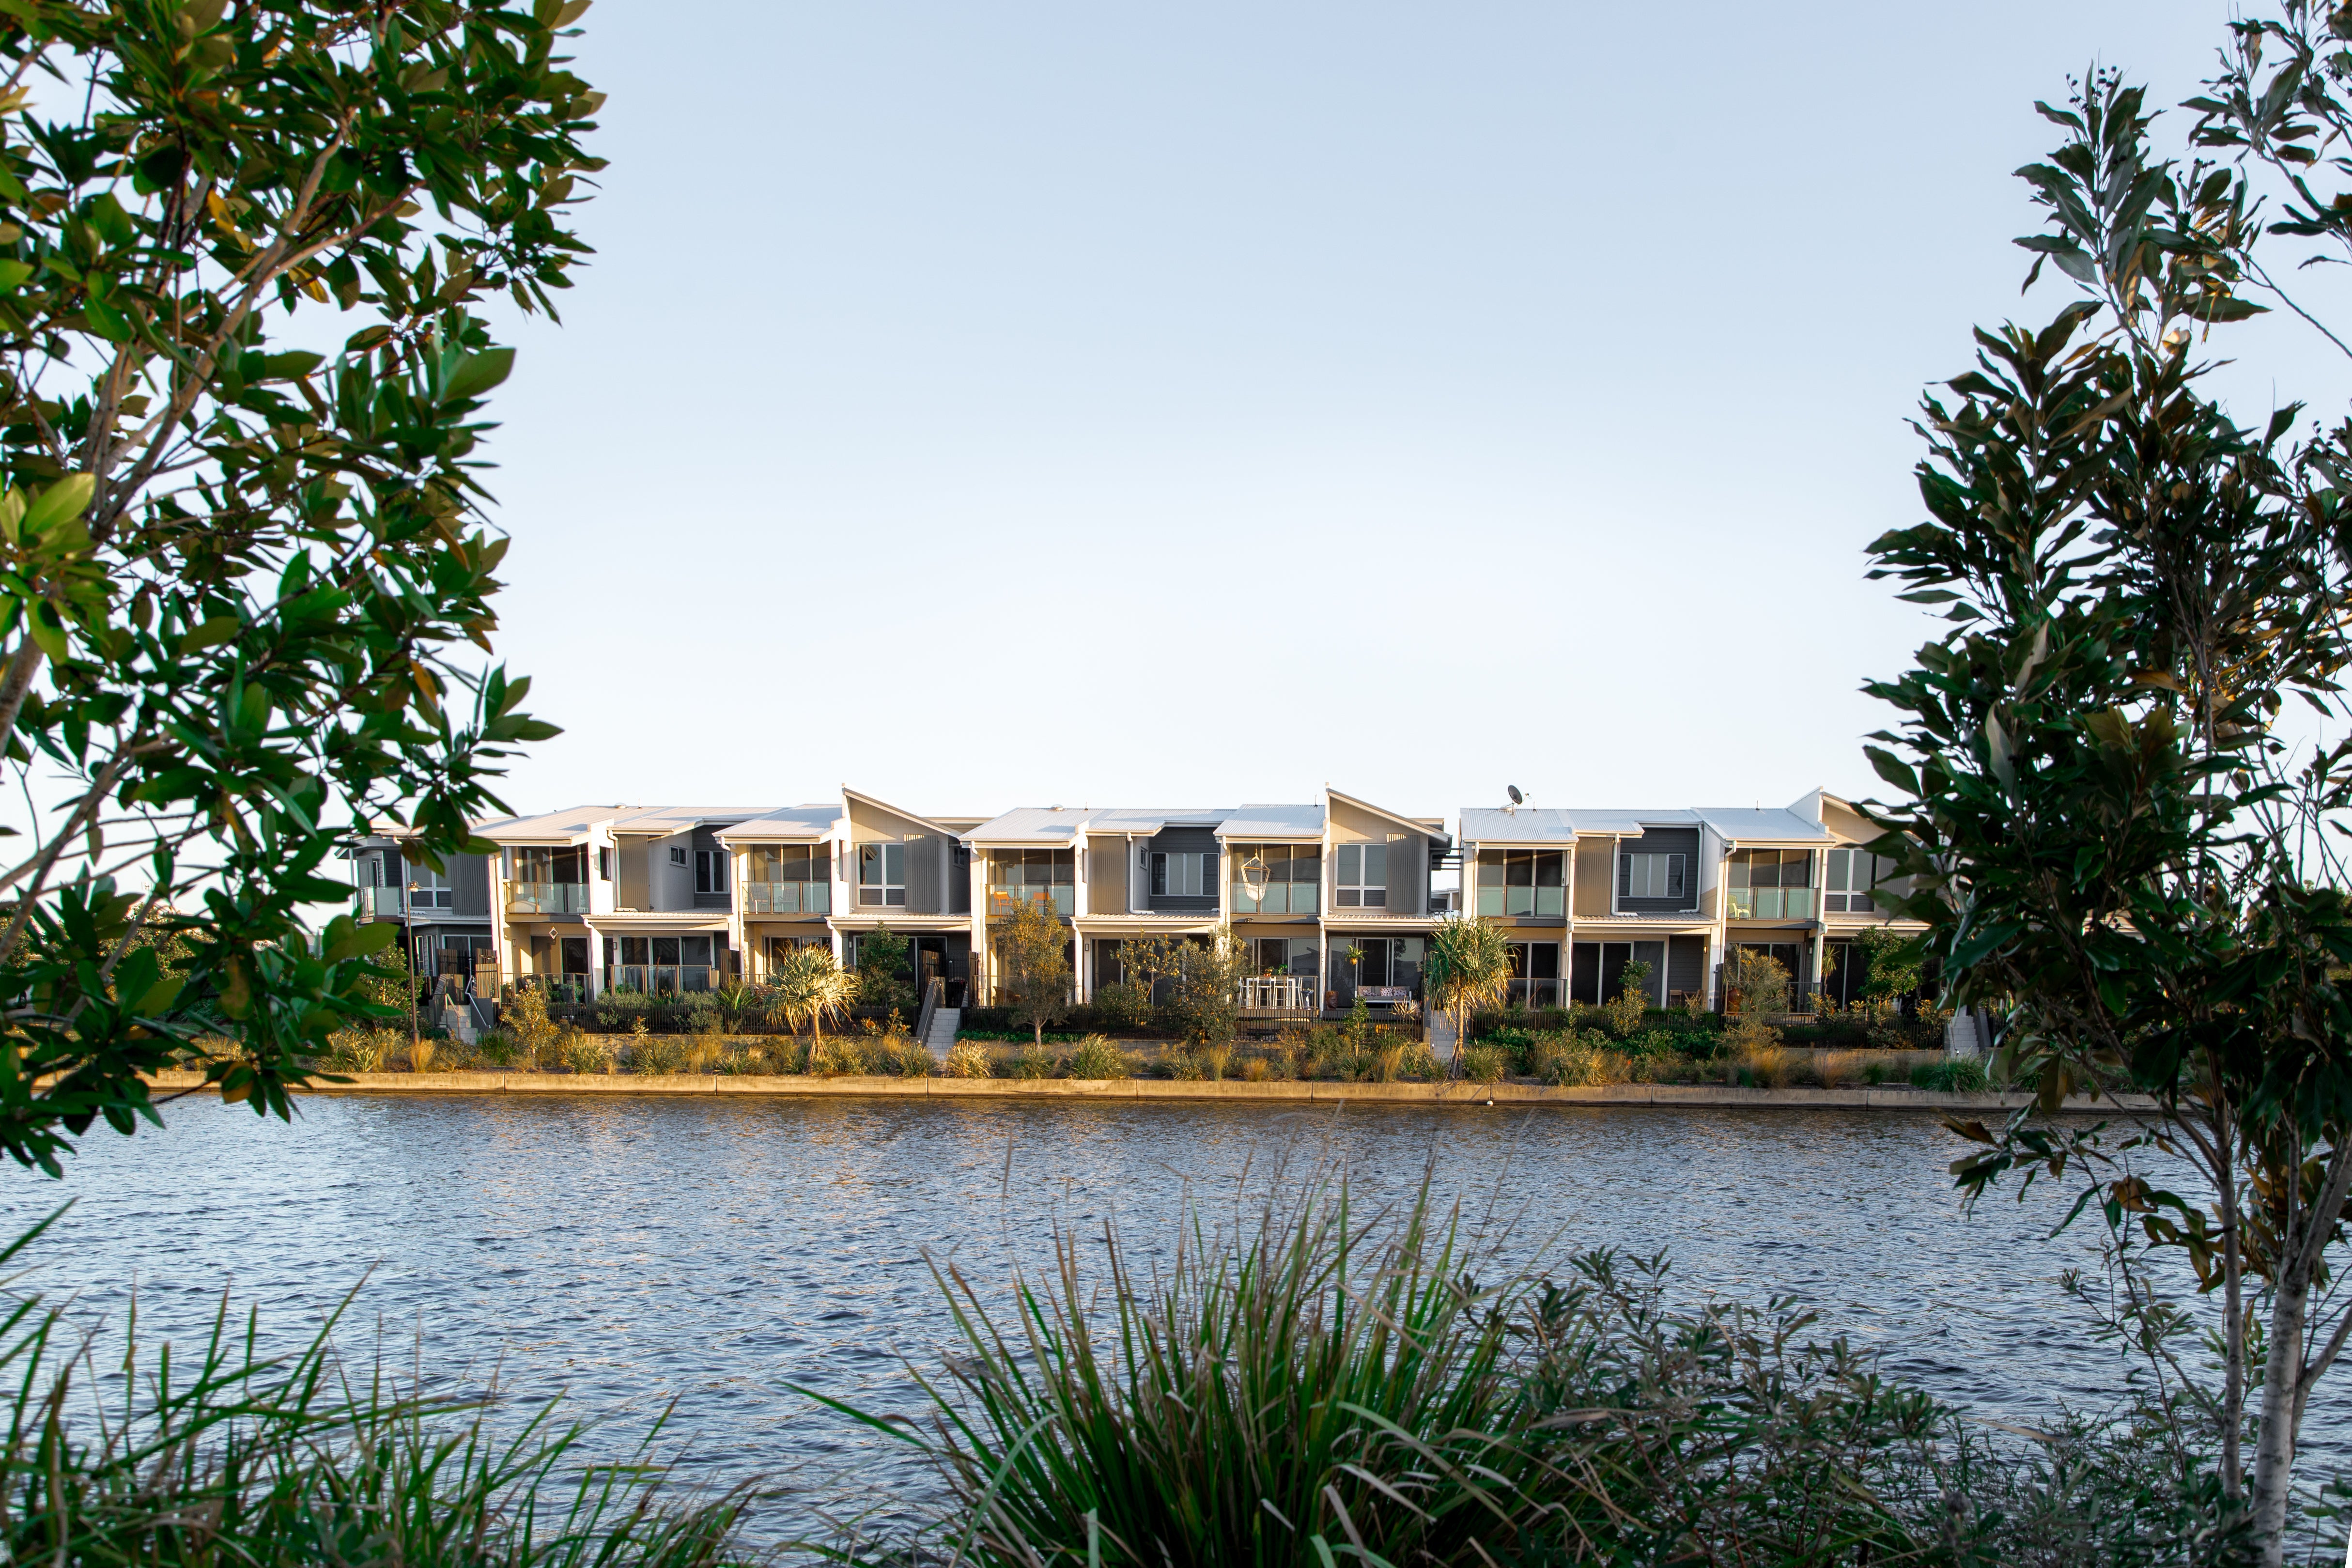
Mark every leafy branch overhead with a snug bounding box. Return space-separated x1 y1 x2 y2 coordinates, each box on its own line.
1859 9 2352 1557
0 0 598 1174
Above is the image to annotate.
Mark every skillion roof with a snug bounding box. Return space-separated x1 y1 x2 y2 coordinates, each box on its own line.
715 804 848 843
477 804 767 844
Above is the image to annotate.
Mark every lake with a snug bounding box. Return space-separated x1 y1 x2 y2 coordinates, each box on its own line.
0 1092 2312 1531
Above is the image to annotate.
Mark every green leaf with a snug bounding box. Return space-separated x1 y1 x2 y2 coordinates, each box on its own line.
20 474 93 537
444 347 515 403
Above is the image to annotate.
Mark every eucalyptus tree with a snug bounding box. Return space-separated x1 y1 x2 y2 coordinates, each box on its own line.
0 0 597 1175
1861 13 2352 1552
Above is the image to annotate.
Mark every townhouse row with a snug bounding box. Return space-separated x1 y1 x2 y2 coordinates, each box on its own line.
350 783 1920 1015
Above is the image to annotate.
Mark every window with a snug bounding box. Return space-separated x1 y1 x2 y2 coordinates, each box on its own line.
669 845 687 867
1150 851 1213 898
597 846 614 881
1727 849 1814 919
858 842 907 907
1477 850 1564 916
1230 844 1320 914
1825 848 1899 913
1334 842 1388 907
991 848 1074 914
358 854 382 887
411 864 454 909
746 844 832 914
1617 852 1686 903
694 849 727 894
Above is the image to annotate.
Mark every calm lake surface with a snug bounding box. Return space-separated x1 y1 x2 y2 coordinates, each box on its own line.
0 1092 2330 1529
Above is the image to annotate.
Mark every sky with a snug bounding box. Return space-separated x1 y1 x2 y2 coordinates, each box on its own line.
464 0 2347 828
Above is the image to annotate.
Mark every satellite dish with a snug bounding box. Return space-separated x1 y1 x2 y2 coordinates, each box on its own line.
1507 785 1523 804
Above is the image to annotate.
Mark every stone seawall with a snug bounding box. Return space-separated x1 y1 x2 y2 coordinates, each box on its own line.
139 1070 2141 1112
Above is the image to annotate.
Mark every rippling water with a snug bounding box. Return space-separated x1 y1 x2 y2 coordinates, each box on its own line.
0 1092 2330 1532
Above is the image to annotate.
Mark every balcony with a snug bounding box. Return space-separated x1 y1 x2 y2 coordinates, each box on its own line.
356 885 402 917
988 885 1074 917
1726 886 1814 920
1231 882 1317 916
1476 885 1564 918
745 880 831 916
508 882 590 916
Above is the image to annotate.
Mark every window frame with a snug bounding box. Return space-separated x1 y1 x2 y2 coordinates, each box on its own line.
694 849 727 895
1615 851 1687 906
1150 850 1213 898
1334 842 1390 908
857 841 908 908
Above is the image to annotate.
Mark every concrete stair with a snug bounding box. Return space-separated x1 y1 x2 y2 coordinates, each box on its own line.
924 1006 961 1059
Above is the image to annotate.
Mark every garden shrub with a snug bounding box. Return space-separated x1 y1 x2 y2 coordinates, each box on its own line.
942 1041 993 1079
1065 1035 1133 1080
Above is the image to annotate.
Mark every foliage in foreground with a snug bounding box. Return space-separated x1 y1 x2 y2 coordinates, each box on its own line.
0 1215 756 1568
1861 15 2352 1552
0 0 598 1174
811 1179 2325 1567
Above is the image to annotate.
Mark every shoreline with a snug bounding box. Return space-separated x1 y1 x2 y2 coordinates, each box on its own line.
141 1069 2142 1111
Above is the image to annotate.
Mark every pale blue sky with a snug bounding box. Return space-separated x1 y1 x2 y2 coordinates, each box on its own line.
472 1 2335 824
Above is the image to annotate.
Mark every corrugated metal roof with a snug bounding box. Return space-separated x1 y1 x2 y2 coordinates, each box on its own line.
967 806 1240 844
1458 807 1578 844
1694 807 1833 844
963 807 1092 844
716 804 846 842
477 805 772 843
1218 804 1324 839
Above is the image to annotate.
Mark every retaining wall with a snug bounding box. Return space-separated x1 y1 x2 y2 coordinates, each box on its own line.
139 1070 2140 1112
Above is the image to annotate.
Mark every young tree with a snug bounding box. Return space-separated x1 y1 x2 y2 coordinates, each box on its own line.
1423 915 1509 1075
853 924 912 1015
993 897 1069 1045
772 944 853 1046
1863 30 2352 1553
0 1 596 1174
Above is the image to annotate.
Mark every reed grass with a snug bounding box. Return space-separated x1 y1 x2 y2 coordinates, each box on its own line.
808 1177 2279 1566
0 1214 758 1568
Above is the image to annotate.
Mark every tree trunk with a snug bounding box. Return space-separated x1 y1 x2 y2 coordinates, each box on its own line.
2251 1267 2309 1564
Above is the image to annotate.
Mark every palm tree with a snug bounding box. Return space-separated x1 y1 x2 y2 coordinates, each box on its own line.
1423 916 1511 1076
773 944 855 1044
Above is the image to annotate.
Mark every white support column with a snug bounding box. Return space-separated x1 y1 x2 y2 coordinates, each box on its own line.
583 920 602 999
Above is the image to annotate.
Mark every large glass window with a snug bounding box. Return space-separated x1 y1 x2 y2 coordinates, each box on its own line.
1727 849 1814 919
1230 843 1320 914
694 850 727 894
746 844 832 914
992 848 1074 915
1334 842 1388 908
1825 848 1899 914
858 842 907 907
1150 850 1213 898
1617 852 1687 903
1477 850 1564 916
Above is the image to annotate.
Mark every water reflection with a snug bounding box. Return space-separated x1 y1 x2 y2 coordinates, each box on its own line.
0 1093 2327 1522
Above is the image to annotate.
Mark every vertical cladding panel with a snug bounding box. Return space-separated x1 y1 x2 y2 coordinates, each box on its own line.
1668 934 1704 995
1572 841 1613 916
1087 834 1125 916
453 854 490 917
907 831 941 913
618 842 650 910
1146 826 1222 915
1615 827 1703 914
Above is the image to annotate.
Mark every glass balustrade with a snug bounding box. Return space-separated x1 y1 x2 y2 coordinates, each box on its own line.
744 881 830 915
355 885 403 916
988 885 1073 916
1230 881 1318 915
1725 886 1814 919
507 882 590 915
